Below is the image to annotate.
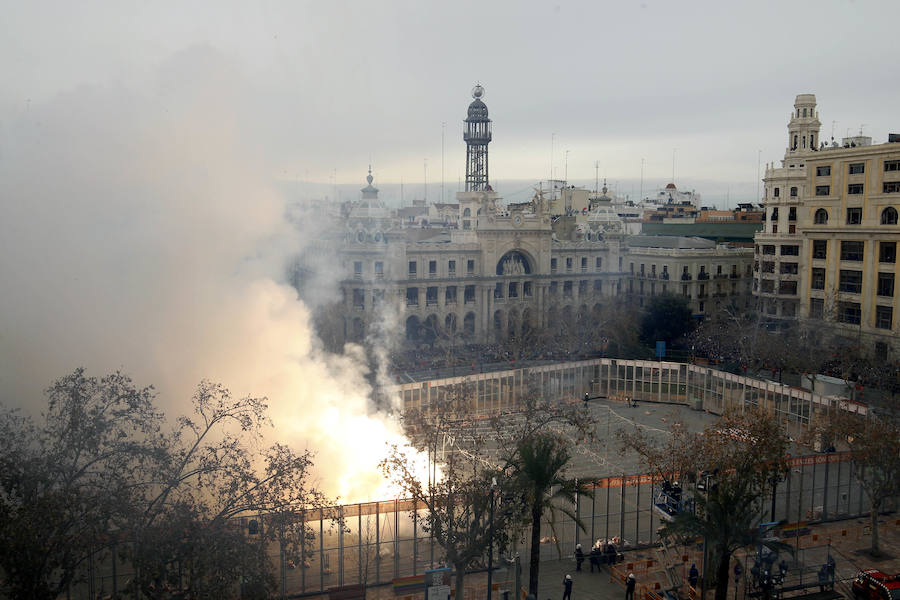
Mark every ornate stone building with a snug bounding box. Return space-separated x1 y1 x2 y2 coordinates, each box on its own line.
320 86 754 347
754 93 900 355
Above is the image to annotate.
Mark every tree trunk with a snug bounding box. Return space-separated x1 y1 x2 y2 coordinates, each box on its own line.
714 549 732 600
455 560 466 600
529 501 543 596
870 499 881 556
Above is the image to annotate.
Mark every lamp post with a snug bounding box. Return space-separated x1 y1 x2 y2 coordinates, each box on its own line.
488 477 498 600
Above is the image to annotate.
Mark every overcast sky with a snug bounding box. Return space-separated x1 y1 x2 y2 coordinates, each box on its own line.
4 0 899 196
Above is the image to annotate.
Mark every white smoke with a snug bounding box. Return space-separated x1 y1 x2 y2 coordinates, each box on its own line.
0 45 416 502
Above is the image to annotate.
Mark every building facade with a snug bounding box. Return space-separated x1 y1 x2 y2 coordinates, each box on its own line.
754 94 900 354
321 86 754 347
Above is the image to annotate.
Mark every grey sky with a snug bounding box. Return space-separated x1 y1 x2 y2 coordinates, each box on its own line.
3 0 898 193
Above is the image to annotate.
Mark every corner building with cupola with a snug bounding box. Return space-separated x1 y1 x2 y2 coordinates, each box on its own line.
754 93 900 356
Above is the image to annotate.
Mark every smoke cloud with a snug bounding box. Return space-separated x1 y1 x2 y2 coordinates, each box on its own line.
0 45 413 502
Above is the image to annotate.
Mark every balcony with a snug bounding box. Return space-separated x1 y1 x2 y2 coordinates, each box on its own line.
681 274 693 281
697 273 710 280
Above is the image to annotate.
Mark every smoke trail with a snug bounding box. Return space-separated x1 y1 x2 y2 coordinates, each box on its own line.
0 45 415 502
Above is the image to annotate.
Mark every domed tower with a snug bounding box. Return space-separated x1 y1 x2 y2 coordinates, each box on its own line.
787 94 821 154
464 84 492 191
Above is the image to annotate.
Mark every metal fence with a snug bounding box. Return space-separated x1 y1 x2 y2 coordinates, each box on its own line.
68 359 885 599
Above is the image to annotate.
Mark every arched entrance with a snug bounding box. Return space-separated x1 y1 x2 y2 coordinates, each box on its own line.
405 316 422 341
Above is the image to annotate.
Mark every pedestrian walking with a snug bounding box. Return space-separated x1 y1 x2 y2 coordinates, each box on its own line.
575 544 584 571
563 574 573 600
625 573 636 600
688 564 699 588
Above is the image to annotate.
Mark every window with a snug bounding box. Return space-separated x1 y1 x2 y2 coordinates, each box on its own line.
373 289 384 305
880 242 897 263
849 162 865 174
780 262 798 274
882 207 899 225
838 302 861 325
885 182 900 194
524 281 533 297
760 279 774 293
550 281 558 294
563 281 573 297
779 281 797 295
508 282 518 298
841 241 864 261
876 306 893 330
781 245 799 256
847 184 864 195
662 265 669 279
428 260 437 276
579 280 588 295
467 259 475 275
408 261 417 277
790 187 798 197
812 239 827 259
885 160 900 172
581 257 588 271
809 298 824 319
352 288 364 308
446 286 457 304
448 260 456 275
494 282 504 299
846 207 862 224
375 261 384 278
551 258 558 273
811 268 825 289
773 187 780 197
771 207 779 220
789 207 797 221
565 257 573 272
593 280 602 293
839 270 863 293
815 185 830 196
406 287 418 306
878 272 894 297
762 245 776 255
353 261 362 278
762 261 775 273
596 257 602 270
426 287 438 305
814 208 828 224
464 285 475 304
816 165 832 176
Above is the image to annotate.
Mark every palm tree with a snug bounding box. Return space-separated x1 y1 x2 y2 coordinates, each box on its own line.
661 476 792 600
510 433 587 596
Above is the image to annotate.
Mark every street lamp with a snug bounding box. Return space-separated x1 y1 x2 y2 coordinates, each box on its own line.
487 477 498 600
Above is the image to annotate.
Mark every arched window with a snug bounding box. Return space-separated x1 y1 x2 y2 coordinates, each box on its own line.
793 135 798 150
773 188 780 198
882 207 898 225
814 209 828 224
790 187 798 197
462 207 471 217
802 108 807 117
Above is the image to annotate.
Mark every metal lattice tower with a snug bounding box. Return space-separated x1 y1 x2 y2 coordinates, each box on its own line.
464 84 492 191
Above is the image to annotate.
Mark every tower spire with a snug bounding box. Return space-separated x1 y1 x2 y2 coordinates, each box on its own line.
463 84 492 191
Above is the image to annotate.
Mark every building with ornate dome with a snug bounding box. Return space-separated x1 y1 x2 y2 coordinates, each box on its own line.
312 85 754 347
